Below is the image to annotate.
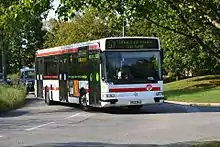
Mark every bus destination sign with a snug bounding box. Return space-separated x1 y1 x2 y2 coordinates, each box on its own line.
105 38 159 49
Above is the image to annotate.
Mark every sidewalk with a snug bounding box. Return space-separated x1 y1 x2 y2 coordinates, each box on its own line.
164 100 220 107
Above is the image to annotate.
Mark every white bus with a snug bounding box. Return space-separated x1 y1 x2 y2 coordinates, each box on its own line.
35 37 165 111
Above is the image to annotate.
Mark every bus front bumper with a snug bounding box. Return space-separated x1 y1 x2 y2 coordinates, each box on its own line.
100 96 165 107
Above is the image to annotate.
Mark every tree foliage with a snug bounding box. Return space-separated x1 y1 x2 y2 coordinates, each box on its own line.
0 0 51 74
56 0 220 77
44 8 121 48
57 0 220 58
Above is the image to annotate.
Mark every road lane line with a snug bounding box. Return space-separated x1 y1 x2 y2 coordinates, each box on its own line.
0 135 3 138
64 112 81 119
25 122 54 131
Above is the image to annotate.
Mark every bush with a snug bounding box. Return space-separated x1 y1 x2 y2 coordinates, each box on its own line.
8 73 19 85
0 84 27 113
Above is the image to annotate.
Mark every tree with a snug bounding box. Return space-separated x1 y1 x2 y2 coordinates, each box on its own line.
0 0 52 74
57 0 220 61
44 8 121 48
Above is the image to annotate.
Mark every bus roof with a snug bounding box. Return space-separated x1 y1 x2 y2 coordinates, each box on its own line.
36 36 160 57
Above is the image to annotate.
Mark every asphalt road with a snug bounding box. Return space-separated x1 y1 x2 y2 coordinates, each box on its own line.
1 95 220 147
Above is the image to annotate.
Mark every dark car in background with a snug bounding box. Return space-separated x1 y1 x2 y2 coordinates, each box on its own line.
17 67 35 94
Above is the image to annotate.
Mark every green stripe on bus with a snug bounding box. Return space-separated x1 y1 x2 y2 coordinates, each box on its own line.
68 75 87 79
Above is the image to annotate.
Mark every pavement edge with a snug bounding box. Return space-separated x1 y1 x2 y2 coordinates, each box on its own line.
164 100 220 107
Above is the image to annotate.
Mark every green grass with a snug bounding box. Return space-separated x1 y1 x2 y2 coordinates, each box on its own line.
190 141 220 147
8 73 19 85
0 84 27 113
164 75 220 103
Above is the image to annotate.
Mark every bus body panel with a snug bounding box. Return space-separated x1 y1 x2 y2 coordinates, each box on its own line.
43 80 60 101
100 82 164 107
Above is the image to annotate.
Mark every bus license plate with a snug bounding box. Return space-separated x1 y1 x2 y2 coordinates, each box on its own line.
129 100 142 105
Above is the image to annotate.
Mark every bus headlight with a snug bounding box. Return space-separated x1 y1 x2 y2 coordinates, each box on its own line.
156 92 163 96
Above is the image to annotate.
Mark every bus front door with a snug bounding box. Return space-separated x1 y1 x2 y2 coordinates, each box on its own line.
88 50 101 105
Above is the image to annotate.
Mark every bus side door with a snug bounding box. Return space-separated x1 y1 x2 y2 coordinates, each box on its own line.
88 50 101 105
59 55 68 101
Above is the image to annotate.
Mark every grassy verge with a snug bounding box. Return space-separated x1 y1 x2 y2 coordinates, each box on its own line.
190 141 220 147
164 75 220 103
0 84 27 113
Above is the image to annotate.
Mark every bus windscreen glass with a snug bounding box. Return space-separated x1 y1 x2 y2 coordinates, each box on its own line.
105 51 161 84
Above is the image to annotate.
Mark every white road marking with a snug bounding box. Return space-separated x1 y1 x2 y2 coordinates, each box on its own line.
64 113 81 119
25 122 55 131
0 135 3 138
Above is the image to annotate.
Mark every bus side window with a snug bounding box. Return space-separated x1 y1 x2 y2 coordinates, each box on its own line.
44 56 59 76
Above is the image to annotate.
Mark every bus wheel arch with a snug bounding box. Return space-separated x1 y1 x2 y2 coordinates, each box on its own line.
79 87 90 111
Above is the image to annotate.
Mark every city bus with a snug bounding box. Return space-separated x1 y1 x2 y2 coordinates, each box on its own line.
35 37 165 111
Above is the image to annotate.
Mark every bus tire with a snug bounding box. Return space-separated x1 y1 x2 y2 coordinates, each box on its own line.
45 89 53 105
79 94 90 111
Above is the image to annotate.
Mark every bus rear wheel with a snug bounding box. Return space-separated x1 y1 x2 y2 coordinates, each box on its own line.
79 95 90 111
45 91 53 105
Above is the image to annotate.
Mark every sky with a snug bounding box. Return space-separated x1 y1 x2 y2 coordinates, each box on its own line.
47 0 60 19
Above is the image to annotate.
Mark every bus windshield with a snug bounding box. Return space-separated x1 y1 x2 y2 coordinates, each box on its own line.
105 51 161 84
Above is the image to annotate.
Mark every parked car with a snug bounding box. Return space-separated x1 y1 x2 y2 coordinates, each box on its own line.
17 67 35 93
0 73 13 85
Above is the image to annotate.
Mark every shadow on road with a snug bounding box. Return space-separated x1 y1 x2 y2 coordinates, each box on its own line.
24 141 220 147
0 96 81 118
0 97 42 117
2 94 220 117
91 102 220 115
0 110 28 118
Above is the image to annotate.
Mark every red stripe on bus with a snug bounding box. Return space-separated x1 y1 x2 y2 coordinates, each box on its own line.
36 48 78 57
49 87 59 90
36 50 62 57
62 48 78 53
152 87 161 91
43 76 58 79
89 44 100 50
109 87 161 92
86 88 90 93
43 87 59 90
42 87 90 93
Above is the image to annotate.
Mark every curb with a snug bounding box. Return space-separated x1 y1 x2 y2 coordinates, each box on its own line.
164 100 220 107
